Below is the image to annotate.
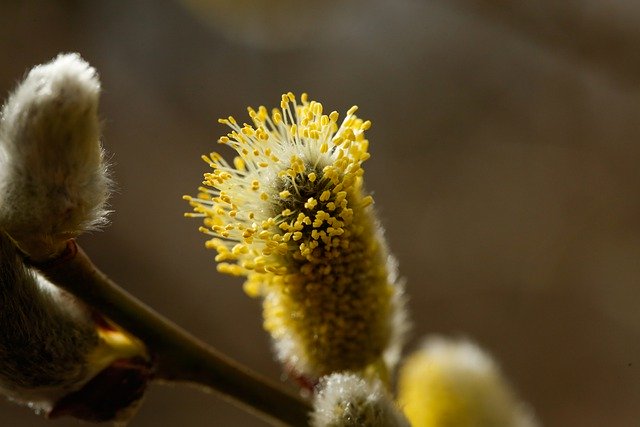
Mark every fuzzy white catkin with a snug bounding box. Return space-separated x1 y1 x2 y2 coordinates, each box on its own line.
0 53 110 258
311 373 410 427
0 231 99 412
0 231 149 422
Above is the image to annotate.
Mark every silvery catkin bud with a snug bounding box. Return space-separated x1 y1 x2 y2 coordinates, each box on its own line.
0 53 110 259
397 337 539 427
311 372 410 427
0 231 98 410
0 231 149 421
185 93 408 381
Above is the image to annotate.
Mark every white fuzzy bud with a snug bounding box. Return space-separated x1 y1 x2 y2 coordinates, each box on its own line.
398 337 539 427
0 231 99 412
0 231 150 421
0 53 110 259
311 373 410 427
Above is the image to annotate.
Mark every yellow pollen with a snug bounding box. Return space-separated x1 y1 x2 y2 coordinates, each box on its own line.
304 198 318 210
320 190 331 202
362 195 374 208
186 92 396 378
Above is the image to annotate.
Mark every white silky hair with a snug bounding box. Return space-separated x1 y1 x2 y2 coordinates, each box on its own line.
0 231 98 411
0 53 110 247
311 372 410 427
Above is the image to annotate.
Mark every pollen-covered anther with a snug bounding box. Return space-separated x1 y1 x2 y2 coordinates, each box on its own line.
304 197 318 209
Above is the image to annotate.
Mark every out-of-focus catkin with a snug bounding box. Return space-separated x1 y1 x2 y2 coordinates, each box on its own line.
398 337 539 427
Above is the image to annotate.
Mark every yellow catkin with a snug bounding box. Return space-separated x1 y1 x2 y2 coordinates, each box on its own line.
186 93 403 379
397 337 538 427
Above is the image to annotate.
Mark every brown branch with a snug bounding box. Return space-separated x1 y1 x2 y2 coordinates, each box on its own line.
31 240 311 426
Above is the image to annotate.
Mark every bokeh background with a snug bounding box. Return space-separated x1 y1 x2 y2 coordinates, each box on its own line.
1 0 639 425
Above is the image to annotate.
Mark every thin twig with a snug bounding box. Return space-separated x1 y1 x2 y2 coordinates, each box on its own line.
30 240 311 426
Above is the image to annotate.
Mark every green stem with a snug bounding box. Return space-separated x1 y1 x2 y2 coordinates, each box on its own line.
31 240 311 426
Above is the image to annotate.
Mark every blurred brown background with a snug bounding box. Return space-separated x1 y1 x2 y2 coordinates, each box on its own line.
1 0 639 425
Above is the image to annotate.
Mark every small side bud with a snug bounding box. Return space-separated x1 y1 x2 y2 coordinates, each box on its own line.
0 53 110 259
0 232 150 422
397 336 539 427
311 373 410 427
